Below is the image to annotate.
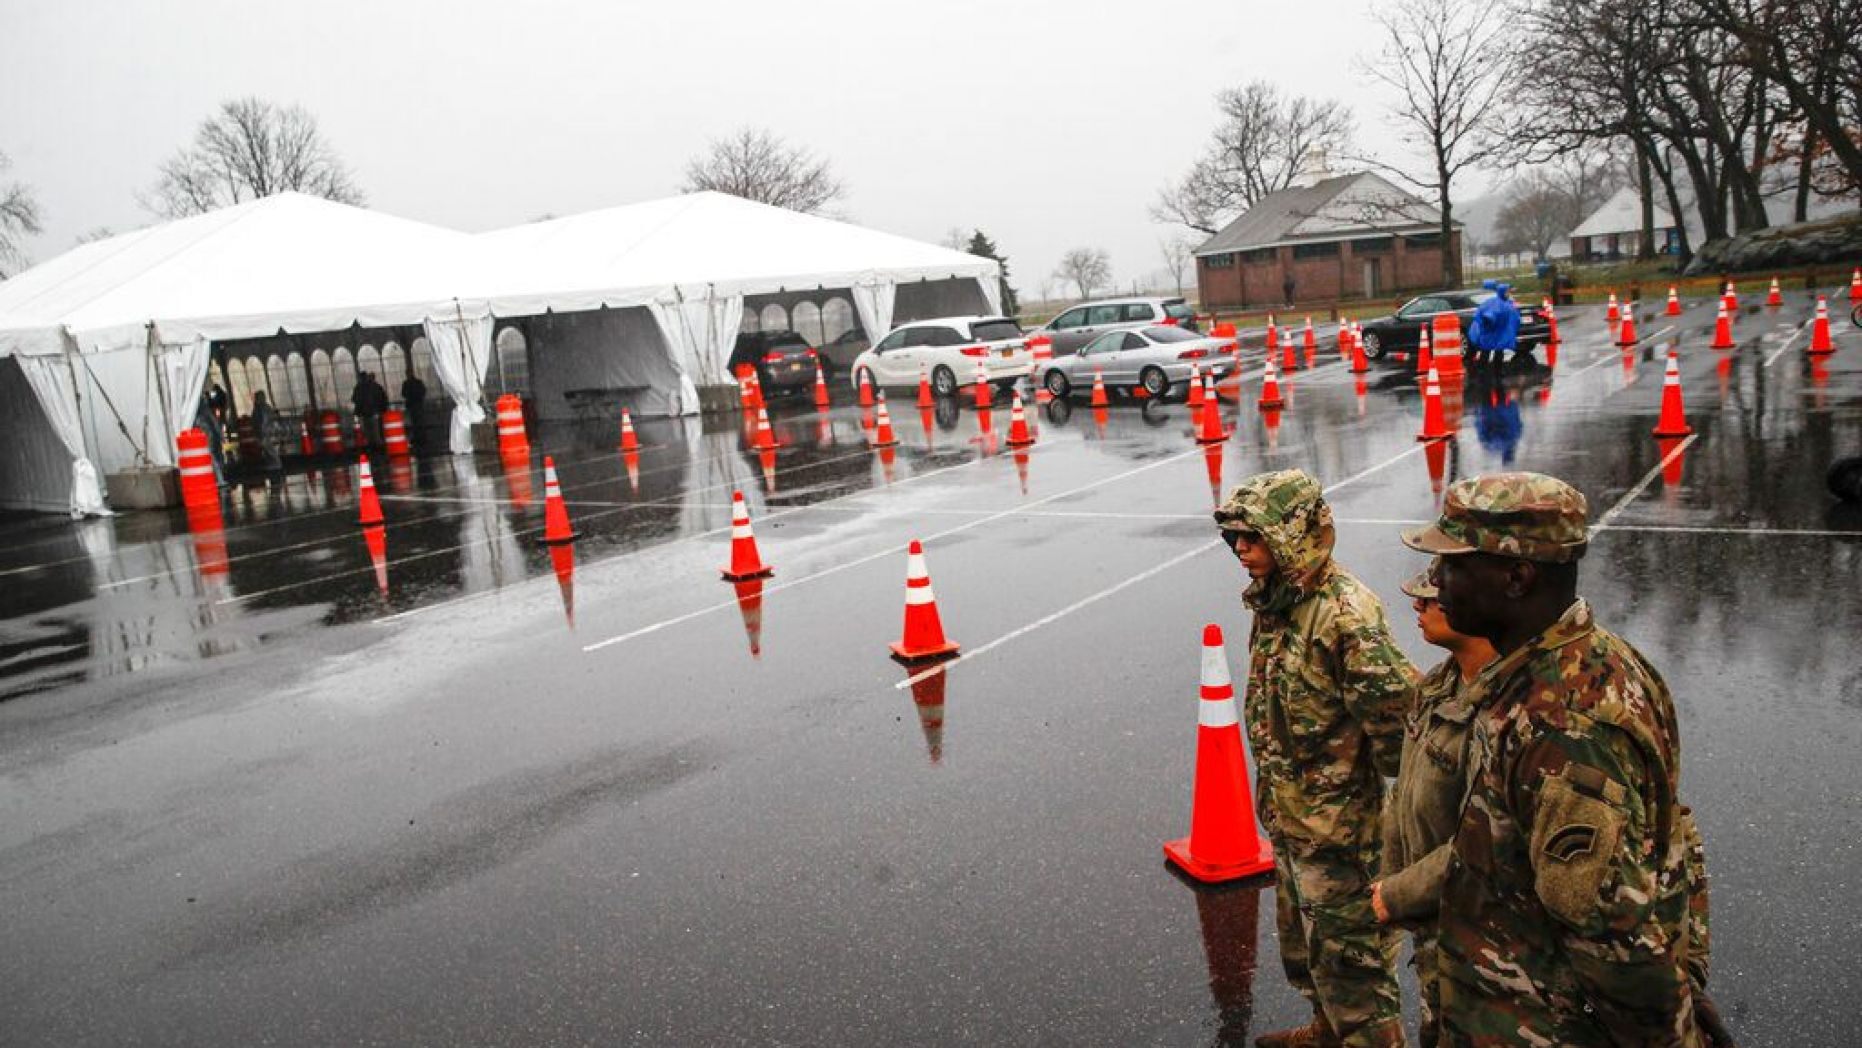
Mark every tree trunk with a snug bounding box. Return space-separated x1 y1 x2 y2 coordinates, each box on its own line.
1637 143 1656 260
1795 124 1817 223
1651 146 1692 265
1438 179 1456 287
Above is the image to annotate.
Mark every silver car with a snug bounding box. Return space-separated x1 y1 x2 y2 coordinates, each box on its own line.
1037 326 1235 399
1033 296 1200 355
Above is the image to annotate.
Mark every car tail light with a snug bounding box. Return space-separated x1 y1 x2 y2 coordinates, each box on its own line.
959 345 988 357
1160 316 1179 326
762 352 785 364
805 348 817 358
1177 348 1210 359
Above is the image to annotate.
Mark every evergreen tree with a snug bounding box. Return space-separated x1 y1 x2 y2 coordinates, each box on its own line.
965 230 1020 317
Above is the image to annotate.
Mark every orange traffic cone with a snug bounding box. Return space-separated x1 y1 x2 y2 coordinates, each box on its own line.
814 364 832 410
619 408 640 452
1006 389 1035 447
1606 292 1620 324
1264 315 1278 356
1281 333 1297 371
890 539 960 662
1767 277 1783 307
720 489 774 580
752 406 777 451
1257 357 1285 410
356 456 384 526
747 372 766 413
871 399 900 447
1652 352 1693 437
1666 286 1681 316
917 366 934 409
1809 296 1835 354
1196 373 1227 445
973 360 993 410
1543 300 1561 348
858 371 875 408
1417 368 1451 441
738 372 757 412
1617 307 1639 347
1187 363 1206 411
1090 368 1109 408
1163 623 1274 883
1417 326 1433 375
1723 281 1738 312
539 456 579 544
1850 267 1862 304
1349 329 1370 374
1710 304 1736 349
1302 317 1317 368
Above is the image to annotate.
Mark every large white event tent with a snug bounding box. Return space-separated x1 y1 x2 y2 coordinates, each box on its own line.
0 191 1000 516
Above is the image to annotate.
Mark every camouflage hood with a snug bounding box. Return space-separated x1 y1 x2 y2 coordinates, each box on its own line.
1215 469 1336 612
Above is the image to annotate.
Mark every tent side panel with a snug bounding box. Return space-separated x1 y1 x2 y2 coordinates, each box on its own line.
893 277 991 325
528 308 686 420
0 357 77 513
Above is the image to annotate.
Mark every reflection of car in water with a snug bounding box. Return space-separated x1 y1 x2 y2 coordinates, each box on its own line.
1357 289 1550 359
1039 325 1236 399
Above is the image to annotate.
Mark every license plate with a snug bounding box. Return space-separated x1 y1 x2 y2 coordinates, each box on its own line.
999 348 1013 358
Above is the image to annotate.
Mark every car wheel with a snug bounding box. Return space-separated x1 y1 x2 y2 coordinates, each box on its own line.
1361 330 1385 359
1139 366 1168 398
931 365 958 398
1045 369 1072 398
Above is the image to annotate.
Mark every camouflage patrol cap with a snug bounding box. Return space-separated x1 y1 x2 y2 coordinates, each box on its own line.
1402 472 1588 563
1400 560 1440 599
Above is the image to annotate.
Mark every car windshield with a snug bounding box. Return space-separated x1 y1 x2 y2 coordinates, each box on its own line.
765 332 810 350
1143 326 1201 343
970 319 1024 342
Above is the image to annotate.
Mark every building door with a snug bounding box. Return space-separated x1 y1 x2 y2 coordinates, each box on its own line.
1363 259 1380 298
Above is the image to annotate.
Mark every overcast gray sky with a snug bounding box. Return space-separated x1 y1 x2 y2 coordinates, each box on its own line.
2 0 1481 296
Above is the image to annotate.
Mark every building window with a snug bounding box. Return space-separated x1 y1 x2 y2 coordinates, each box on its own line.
1240 248 1276 264
1204 253 1236 269
1354 237 1393 254
1293 241 1339 259
1404 233 1443 249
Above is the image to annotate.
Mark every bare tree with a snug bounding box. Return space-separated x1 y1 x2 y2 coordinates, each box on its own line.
941 227 970 252
1154 81 1354 235
1493 181 1573 259
680 127 847 215
1358 0 1513 286
144 98 364 218
0 150 43 277
1158 236 1196 296
1054 248 1112 299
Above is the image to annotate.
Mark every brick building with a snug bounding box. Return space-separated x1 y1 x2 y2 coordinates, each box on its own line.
1194 172 1463 311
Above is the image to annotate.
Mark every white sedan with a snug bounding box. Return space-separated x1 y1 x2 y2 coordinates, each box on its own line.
1038 326 1236 399
849 316 1031 397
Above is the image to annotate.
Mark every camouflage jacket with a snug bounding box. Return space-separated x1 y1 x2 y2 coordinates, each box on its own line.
1380 657 1479 924
1218 472 1414 853
1437 599 1706 1047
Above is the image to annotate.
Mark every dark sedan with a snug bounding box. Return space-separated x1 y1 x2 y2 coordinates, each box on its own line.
1357 289 1549 359
730 330 821 395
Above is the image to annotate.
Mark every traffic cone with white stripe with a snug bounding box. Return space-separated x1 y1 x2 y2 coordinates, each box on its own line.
814 364 832 410
871 398 900 447
1850 267 1862 304
1606 292 1620 324
1006 389 1035 447
1543 300 1561 348
1418 368 1452 441
356 456 385 526
720 489 774 580
1302 317 1317 368
918 366 934 409
1187 363 1206 424
1196 372 1227 444
1810 296 1835 354
1723 281 1738 312
1666 286 1682 316
1652 352 1693 437
1281 330 1298 371
539 456 579 544
890 539 959 662
973 360 993 409
1090 368 1109 408
752 406 777 451
1258 357 1285 410
858 371 875 408
1617 307 1639 347
1767 277 1783 307
1349 327 1370 374
1710 303 1736 349
1417 325 1433 375
1264 315 1278 356
1164 623 1274 883
618 408 639 452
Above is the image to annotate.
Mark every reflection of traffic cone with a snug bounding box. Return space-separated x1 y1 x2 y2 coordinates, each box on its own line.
859 371 875 408
501 448 534 508
1606 292 1620 324
1196 373 1227 444
1091 404 1108 435
1090 369 1109 407
871 399 899 447
1617 308 1639 346
1302 317 1317 368
1767 277 1783 307
720 490 774 580
1257 357 1285 410
918 366 934 409
363 523 389 596
1354 375 1367 417
905 666 946 764
753 406 777 451
759 446 778 494
619 408 639 452
1202 443 1224 508
357 456 385 526
1417 326 1433 375
623 449 640 493
738 372 757 412
732 577 764 658
1424 437 1448 497
1652 353 1692 436
1666 286 1681 316
1715 354 1733 401
1809 296 1835 354
1418 368 1451 441
747 372 765 413
877 443 897 483
541 456 580 544
973 360 993 409
1261 407 1282 451
1006 389 1035 447
1192 871 1263 1044
814 364 831 410
1013 447 1030 495
1657 436 1688 489
1710 304 1736 349
1546 336 1559 369
890 540 959 662
550 542 575 629
1164 624 1275 883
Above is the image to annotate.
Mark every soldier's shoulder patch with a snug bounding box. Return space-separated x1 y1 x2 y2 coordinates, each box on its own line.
1530 765 1627 926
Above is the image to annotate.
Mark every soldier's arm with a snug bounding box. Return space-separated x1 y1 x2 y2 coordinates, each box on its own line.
1377 840 1451 923
1512 726 1694 1043
1334 610 1416 778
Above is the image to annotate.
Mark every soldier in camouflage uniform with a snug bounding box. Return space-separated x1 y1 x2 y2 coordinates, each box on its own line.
1401 472 1725 1047
1215 470 1415 1048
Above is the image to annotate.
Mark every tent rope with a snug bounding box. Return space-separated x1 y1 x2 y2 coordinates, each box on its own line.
76 350 150 466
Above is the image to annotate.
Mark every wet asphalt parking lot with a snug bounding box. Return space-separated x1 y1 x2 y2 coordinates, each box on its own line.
2 293 1860 1046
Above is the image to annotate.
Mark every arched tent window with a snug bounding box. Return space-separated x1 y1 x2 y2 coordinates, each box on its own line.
822 297 855 343
380 342 407 400
493 327 529 394
411 337 439 393
792 301 824 345
243 358 270 409
739 309 761 334
760 303 789 334
332 348 357 405
356 345 382 389
226 356 253 415
310 349 336 408
266 355 293 410
286 351 313 410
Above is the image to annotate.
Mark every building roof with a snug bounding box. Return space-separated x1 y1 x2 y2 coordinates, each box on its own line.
1568 186 1677 240
1194 171 1454 257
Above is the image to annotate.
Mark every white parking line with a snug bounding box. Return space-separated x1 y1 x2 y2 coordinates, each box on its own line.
1763 325 1807 368
1591 434 1700 533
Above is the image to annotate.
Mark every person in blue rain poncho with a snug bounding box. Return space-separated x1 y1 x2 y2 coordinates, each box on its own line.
1467 279 1520 369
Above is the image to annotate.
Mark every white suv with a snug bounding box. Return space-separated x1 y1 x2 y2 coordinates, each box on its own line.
850 316 1031 397
1033 297 1200 355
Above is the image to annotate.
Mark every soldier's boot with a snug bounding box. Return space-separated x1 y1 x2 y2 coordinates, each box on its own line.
1254 1014 1341 1048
